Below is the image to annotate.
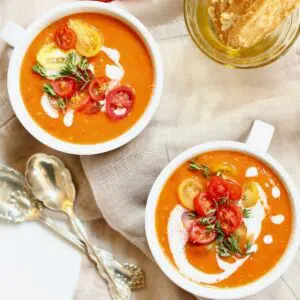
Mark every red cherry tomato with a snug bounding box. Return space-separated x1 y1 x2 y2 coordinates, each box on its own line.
217 204 243 235
97 0 114 2
182 212 197 232
80 101 100 115
54 26 77 50
189 222 217 245
106 85 135 120
207 176 229 201
52 78 76 98
224 180 242 201
67 91 90 110
194 192 216 217
88 77 110 101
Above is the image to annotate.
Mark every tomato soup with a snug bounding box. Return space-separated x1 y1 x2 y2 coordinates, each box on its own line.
155 151 292 288
20 13 154 144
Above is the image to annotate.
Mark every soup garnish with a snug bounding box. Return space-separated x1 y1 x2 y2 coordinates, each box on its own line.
155 151 292 287
32 19 135 122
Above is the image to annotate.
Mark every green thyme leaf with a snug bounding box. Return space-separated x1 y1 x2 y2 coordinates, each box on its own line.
55 97 66 110
78 56 89 70
243 208 252 218
43 83 56 97
58 53 93 86
219 197 228 205
198 216 216 226
242 194 248 201
32 63 48 78
188 161 211 178
245 241 253 254
217 234 243 257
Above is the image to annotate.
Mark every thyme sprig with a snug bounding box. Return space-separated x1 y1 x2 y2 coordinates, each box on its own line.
32 62 48 78
43 83 66 111
59 52 93 89
188 161 211 178
243 208 252 218
245 241 254 254
217 234 243 257
43 83 56 97
198 215 216 226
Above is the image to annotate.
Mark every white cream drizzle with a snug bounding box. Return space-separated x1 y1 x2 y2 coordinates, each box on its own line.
272 186 281 199
41 93 59 119
245 167 258 178
101 46 124 81
63 109 75 127
88 63 95 74
263 235 273 245
105 65 123 80
168 205 248 284
167 182 269 284
249 244 258 253
270 214 285 224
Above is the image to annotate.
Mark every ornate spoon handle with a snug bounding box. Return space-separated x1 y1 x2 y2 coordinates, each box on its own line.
65 207 130 300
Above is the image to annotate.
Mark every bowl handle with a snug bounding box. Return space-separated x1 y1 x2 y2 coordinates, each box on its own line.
245 120 275 154
0 21 27 48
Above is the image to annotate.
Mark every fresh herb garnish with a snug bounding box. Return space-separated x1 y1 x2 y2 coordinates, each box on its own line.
245 241 253 254
59 53 93 89
219 197 228 205
43 83 56 97
217 234 243 257
188 161 211 178
78 56 89 70
243 208 252 218
198 216 216 226
55 97 66 110
43 83 66 111
32 62 48 78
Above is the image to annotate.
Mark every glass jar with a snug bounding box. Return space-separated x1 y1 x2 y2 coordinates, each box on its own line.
184 0 300 69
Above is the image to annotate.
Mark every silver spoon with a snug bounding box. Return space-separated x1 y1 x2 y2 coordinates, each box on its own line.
0 164 144 290
25 154 130 300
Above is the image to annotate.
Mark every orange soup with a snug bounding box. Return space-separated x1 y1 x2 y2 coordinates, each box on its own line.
155 151 292 288
20 13 154 144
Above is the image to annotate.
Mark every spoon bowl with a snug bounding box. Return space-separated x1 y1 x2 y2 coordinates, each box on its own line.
0 165 40 223
25 153 75 211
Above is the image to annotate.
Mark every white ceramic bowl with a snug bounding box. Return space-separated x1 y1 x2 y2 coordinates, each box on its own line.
0 1 163 155
145 120 300 299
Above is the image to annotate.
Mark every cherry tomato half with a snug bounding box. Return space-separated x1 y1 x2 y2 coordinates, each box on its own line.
67 91 90 110
80 101 100 115
182 212 197 232
52 77 76 98
207 176 229 201
224 180 242 201
217 204 243 235
189 222 217 245
106 85 135 120
88 77 110 101
54 26 77 50
194 192 216 217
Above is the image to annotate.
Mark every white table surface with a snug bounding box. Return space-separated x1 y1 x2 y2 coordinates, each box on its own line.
0 221 82 300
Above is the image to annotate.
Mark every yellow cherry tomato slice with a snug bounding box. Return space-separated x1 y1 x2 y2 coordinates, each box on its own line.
37 43 69 71
68 19 104 57
242 182 259 208
234 222 250 251
212 162 237 177
178 177 203 210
